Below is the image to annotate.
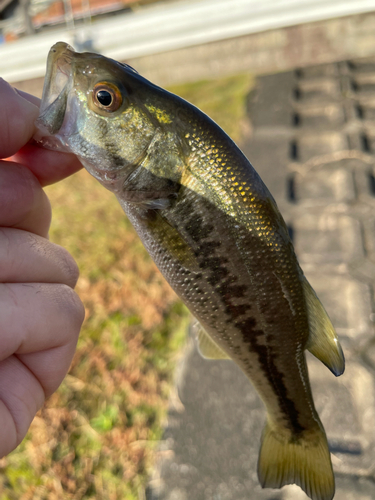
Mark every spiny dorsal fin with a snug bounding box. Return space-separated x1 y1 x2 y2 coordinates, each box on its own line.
258 418 334 500
302 277 345 377
195 324 230 360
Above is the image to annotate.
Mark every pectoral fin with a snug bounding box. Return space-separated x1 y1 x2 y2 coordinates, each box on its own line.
145 210 201 272
302 277 345 377
195 324 230 360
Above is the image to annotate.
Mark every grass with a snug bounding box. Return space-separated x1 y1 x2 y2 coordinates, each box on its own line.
0 72 253 499
169 73 253 143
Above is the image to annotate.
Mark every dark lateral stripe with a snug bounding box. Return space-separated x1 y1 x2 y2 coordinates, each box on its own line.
178 191 306 434
238 317 306 434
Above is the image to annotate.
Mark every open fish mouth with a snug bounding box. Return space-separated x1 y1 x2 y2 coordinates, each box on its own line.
34 42 78 151
40 42 75 114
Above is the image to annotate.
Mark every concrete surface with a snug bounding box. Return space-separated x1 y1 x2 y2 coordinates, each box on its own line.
146 57 375 500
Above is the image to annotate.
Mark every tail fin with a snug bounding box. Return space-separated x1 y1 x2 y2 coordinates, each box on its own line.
258 420 334 500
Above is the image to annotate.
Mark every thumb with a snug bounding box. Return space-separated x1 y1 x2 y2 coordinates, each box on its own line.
0 79 40 159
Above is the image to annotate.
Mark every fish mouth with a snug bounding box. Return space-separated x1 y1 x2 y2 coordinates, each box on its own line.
40 41 75 114
34 42 76 150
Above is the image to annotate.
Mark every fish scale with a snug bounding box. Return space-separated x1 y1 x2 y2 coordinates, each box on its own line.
35 41 346 500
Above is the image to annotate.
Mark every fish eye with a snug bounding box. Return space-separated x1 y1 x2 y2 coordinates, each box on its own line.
97 90 112 106
92 82 122 112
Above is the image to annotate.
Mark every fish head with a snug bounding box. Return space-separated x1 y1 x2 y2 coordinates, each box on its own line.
35 42 181 191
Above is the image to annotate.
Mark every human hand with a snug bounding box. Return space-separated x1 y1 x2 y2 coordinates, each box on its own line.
0 78 85 457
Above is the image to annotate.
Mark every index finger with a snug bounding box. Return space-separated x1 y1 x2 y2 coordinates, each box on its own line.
11 143 83 187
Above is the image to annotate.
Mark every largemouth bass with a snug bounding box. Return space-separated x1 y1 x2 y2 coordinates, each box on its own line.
35 42 345 500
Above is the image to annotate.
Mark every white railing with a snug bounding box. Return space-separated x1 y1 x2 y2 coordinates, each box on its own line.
1 0 375 82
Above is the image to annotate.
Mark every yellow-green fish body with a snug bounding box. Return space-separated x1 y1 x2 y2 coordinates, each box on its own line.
35 42 345 500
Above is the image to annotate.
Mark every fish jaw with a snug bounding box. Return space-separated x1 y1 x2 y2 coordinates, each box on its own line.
34 42 77 152
39 42 75 115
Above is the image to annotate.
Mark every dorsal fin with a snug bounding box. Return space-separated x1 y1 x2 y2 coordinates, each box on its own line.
195 324 230 360
302 277 345 377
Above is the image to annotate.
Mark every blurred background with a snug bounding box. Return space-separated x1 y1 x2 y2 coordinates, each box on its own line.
1 1 375 499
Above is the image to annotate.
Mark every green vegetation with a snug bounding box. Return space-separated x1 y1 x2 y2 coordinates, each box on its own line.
169 73 254 142
0 72 253 499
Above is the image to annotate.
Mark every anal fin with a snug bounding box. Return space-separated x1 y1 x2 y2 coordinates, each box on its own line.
302 277 345 377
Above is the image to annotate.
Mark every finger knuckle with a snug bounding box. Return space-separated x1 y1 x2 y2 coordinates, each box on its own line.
56 246 80 287
56 284 85 332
